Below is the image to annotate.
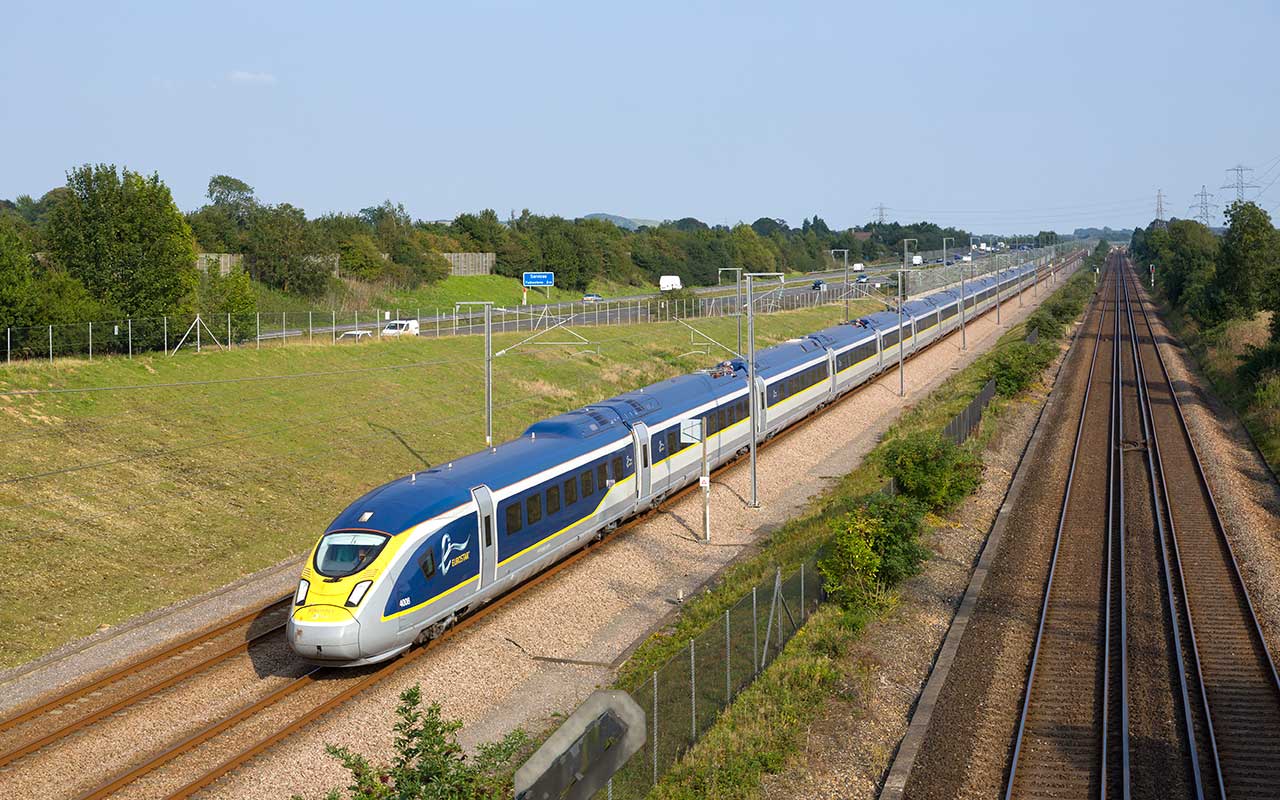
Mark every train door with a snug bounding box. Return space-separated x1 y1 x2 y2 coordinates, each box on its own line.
754 376 768 435
630 421 653 503
827 350 838 397
469 485 498 590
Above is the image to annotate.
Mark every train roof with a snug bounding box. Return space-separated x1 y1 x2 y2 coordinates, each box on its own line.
734 337 828 379
808 321 879 350
591 364 747 424
326 408 631 535
856 311 907 332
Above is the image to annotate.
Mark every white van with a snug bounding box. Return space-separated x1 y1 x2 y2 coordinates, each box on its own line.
911 255 924 266
961 254 973 263
660 275 683 291
852 262 865 271
381 319 420 337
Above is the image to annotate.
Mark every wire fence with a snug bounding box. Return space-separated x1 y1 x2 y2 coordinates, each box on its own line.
1 246 1081 366
1 290 877 364
601 558 821 799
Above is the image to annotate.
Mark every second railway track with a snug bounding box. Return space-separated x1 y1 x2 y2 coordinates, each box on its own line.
1006 251 1280 799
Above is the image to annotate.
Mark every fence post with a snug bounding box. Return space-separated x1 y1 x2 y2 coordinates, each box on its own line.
281 311 286 345
309 311 313 343
127 319 132 358
652 670 659 787
6 327 9 364
332 311 336 344
800 562 805 621
163 316 168 353
88 322 93 361
752 585 759 675
257 313 261 350
725 609 731 701
48 325 52 363
690 638 697 741
435 309 440 338
227 313 232 349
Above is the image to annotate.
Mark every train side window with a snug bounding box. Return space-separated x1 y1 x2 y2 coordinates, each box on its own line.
611 456 625 480
547 485 561 515
581 469 594 497
526 494 542 525
718 409 727 430
564 477 578 505
598 463 609 488
504 503 522 535
667 428 680 455
418 546 435 579
483 516 492 548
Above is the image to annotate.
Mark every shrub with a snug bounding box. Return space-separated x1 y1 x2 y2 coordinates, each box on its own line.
988 340 1056 397
879 430 983 513
860 493 929 585
304 685 529 800
818 507 883 612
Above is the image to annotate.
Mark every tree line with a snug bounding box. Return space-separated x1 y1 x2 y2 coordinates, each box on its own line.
2 162 1057 328
1130 201 1280 341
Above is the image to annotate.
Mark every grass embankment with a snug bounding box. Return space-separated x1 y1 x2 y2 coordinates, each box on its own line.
622 268 1098 799
1155 305 1279 473
0 299 876 669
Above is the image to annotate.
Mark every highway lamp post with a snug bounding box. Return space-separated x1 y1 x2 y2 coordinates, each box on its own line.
718 267 744 353
829 249 851 321
745 272 784 508
900 239 917 397
457 302 494 448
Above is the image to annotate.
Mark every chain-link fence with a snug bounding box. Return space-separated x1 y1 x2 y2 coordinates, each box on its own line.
600 558 821 799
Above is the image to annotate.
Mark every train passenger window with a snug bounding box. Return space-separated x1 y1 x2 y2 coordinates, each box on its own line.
611 456 625 480
564 477 578 505
483 517 492 548
418 547 435 579
597 463 609 488
718 409 727 430
526 494 542 525
547 486 561 515
667 429 680 456
505 503 522 535
581 470 594 497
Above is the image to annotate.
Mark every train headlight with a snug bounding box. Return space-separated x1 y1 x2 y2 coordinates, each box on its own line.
345 580 373 608
295 579 309 605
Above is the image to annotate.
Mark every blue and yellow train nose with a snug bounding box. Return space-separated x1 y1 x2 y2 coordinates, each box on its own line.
289 604 362 661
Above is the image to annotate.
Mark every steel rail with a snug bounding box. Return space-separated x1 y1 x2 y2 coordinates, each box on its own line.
1118 266 1206 798
0 616 288 768
0 597 291 736
1127 259 1280 798
1005 260 1114 798
1106 256 1130 797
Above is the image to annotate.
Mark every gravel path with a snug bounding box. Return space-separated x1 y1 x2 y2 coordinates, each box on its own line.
192 283 1068 800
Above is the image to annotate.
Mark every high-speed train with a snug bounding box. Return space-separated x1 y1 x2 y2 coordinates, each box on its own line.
289 260 1065 665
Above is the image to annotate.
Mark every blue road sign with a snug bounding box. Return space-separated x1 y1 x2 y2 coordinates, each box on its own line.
523 271 555 287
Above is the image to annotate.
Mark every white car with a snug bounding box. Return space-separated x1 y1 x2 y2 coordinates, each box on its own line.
338 330 373 342
381 320 420 337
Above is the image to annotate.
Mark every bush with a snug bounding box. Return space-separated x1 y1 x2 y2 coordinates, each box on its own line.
879 430 983 513
860 493 929 585
304 685 530 800
987 341 1053 396
818 493 929 613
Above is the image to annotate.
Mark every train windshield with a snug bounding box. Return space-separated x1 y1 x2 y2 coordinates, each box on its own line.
314 531 389 578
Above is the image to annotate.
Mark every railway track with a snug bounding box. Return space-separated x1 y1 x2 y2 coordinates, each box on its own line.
2 256 1081 799
1006 251 1280 798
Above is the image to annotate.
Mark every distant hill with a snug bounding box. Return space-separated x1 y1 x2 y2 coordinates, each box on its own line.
1073 226 1134 241
583 212 665 231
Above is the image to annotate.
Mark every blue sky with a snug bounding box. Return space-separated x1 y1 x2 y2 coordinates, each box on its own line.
3 0 1277 233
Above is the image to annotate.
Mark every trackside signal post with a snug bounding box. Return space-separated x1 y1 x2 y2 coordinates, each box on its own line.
681 417 711 541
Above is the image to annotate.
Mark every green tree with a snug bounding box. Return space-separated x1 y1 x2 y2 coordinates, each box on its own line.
244 203 330 296
729 223 775 273
1218 201 1280 323
0 218 37 325
45 164 198 317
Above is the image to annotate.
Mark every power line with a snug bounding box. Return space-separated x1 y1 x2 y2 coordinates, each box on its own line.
1190 185 1218 226
1222 164 1259 202
873 203 889 224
